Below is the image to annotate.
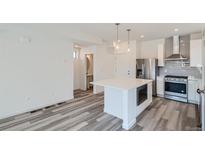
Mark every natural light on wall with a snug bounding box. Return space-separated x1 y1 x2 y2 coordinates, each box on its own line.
73 45 80 59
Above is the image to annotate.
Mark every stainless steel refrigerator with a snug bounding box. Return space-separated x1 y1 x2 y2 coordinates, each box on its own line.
136 58 158 96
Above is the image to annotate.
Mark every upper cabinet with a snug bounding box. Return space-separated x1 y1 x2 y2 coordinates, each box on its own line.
157 42 165 67
139 33 202 67
190 33 202 67
180 35 190 60
140 39 164 59
140 39 165 66
165 37 173 59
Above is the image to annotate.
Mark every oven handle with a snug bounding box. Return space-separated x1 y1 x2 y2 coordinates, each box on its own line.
165 81 188 84
197 89 205 94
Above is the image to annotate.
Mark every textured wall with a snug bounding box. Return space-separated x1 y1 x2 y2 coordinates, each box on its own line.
159 61 202 79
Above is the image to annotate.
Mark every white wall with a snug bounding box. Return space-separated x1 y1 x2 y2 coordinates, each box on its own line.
0 24 168 119
115 40 138 78
0 28 74 119
94 45 116 93
140 39 165 59
113 39 166 79
75 45 115 93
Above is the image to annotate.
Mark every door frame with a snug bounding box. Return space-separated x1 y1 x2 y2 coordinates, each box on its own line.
201 25 205 131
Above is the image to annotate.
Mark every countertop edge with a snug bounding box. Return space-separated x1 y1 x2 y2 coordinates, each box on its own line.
91 80 152 91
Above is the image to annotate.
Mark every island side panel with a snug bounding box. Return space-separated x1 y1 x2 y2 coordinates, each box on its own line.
136 82 153 117
104 87 123 119
122 89 137 130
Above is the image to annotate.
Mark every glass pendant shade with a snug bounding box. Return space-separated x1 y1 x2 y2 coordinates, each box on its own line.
112 24 132 54
113 23 121 54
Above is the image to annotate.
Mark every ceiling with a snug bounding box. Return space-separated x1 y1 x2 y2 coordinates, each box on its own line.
68 23 204 42
0 23 204 44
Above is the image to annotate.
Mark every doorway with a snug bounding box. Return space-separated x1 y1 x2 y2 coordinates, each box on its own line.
73 46 94 99
85 54 94 92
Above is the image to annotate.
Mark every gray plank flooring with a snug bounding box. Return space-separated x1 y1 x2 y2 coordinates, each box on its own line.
0 90 201 131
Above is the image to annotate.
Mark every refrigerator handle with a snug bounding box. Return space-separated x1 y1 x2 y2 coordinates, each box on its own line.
142 64 145 78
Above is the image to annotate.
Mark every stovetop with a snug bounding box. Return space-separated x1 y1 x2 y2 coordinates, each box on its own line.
165 75 188 79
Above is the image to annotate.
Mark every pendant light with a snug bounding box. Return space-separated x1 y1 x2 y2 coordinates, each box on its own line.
113 23 120 53
127 29 131 52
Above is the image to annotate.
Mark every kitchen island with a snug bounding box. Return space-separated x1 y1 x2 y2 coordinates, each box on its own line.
92 78 153 130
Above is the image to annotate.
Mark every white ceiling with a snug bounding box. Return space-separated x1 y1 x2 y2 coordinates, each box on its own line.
0 23 204 44
68 23 204 42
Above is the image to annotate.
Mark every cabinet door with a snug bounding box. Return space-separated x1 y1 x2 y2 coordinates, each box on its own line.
157 77 164 96
157 44 164 66
165 37 173 58
188 80 196 102
188 80 200 104
190 39 202 67
180 35 190 60
148 82 152 101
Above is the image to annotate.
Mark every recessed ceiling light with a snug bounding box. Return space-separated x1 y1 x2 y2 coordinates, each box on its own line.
174 28 179 32
140 35 144 38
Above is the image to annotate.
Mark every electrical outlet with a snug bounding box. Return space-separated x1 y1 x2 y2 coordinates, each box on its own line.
128 70 130 75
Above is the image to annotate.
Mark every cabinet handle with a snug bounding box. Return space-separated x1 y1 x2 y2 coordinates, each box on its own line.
197 89 205 94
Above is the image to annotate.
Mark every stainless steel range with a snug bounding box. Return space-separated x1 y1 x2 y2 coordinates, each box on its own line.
164 75 188 103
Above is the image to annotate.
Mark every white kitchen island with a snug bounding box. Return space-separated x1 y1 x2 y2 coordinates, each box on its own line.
92 78 153 130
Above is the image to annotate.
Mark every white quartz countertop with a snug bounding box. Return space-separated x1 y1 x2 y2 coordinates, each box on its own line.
91 78 152 90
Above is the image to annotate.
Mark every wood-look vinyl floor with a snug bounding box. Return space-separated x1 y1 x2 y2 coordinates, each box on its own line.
74 89 93 99
0 90 201 131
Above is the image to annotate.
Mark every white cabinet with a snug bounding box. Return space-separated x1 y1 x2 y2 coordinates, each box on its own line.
157 76 164 97
157 43 165 66
190 39 202 67
188 79 201 104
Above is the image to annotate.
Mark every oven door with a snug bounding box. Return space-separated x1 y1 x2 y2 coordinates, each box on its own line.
137 84 148 106
165 81 187 97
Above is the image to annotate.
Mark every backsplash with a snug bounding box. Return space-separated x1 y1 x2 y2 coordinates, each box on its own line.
159 61 202 79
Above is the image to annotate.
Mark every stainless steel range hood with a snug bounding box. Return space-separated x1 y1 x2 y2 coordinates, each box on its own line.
165 35 188 61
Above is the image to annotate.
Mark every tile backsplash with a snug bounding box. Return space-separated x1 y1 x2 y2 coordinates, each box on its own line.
159 61 202 79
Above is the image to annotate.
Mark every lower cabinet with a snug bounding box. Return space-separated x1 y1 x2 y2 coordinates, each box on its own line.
188 79 201 104
157 76 164 97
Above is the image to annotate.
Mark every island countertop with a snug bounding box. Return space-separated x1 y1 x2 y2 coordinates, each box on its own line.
91 78 152 90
